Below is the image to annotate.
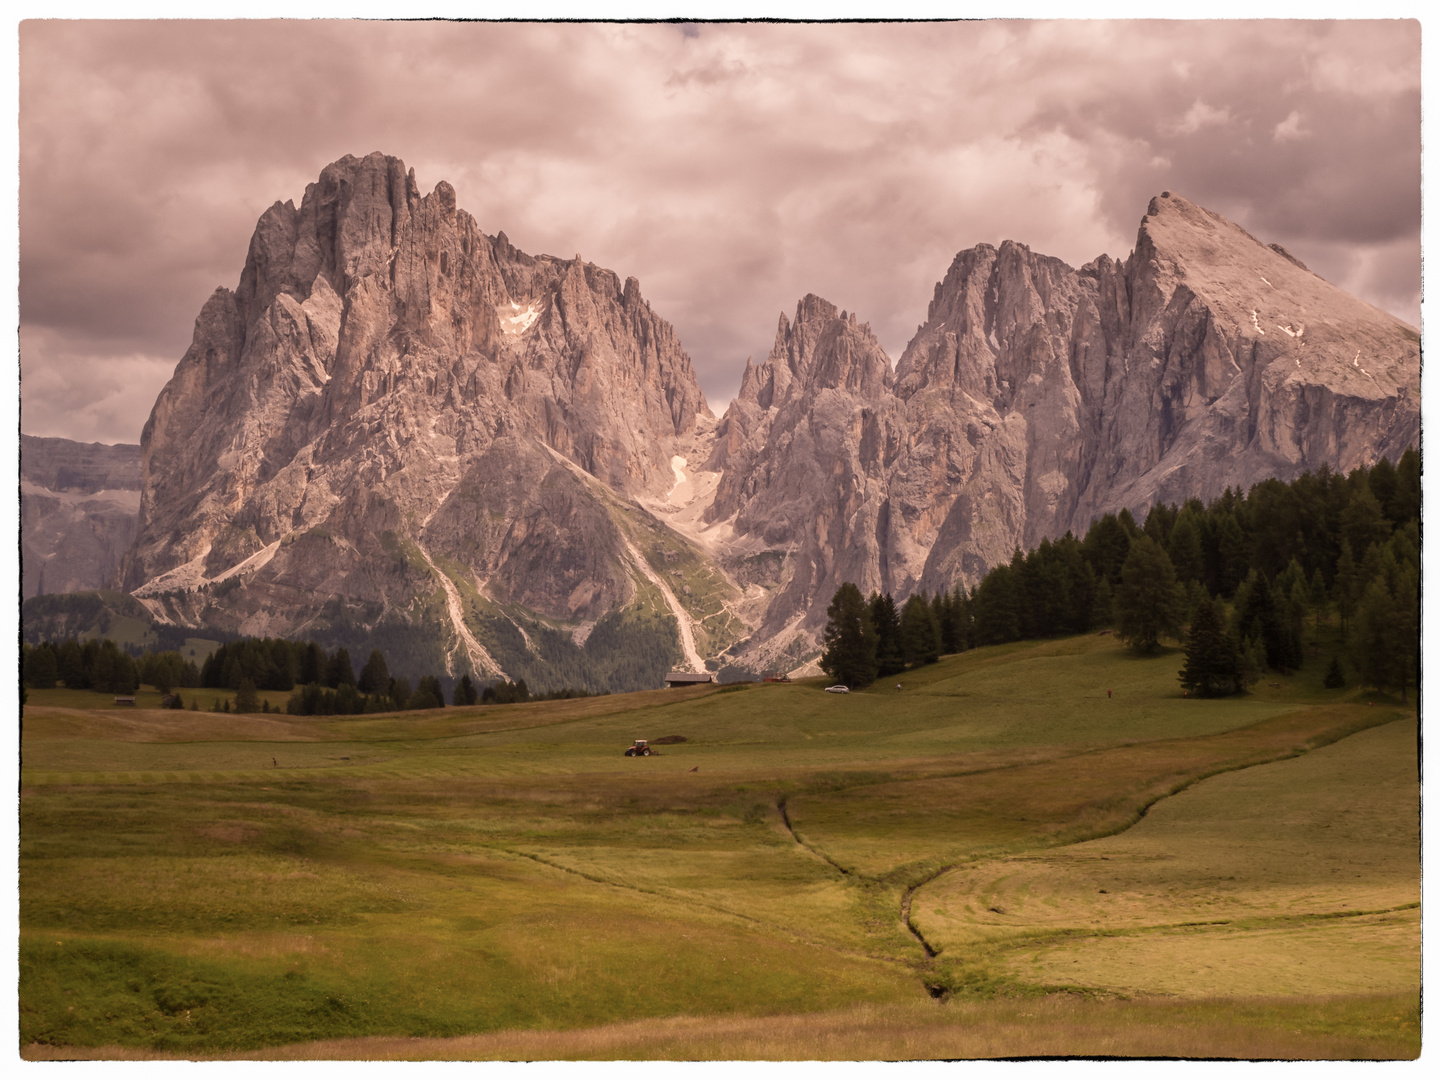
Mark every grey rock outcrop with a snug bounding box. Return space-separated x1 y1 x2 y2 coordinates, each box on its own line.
709 192 1419 669
21 436 141 598
705 297 905 655
105 161 1418 683
118 153 719 685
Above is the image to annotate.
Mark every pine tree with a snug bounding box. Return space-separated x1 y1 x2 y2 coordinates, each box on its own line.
1238 635 1265 688
1308 568 1329 632
900 593 941 667
357 649 391 694
235 678 260 713
1323 656 1346 689
453 673 478 706
819 583 878 688
1341 486 1391 561
326 647 356 688
23 646 58 690
869 592 904 677
1178 597 1242 697
1352 579 1401 694
1392 447 1420 524
1166 511 1204 583
299 642 323 686
389 677 411 710
1115 535 1182 654
1214 513 1248 596
1334 540 1358 635
1389 564 1418 704
1091 577 1115 628
1082 513 1133 585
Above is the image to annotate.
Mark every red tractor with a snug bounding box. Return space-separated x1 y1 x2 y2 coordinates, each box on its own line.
623 739 652 757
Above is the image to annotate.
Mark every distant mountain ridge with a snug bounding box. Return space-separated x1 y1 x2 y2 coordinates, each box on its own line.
25 157 1419 687
20 435 141 599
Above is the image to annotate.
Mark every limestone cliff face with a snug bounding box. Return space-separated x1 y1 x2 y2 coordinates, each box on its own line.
21 436 141 599
906 191 1419 595
705 296 905 648
119 153 713 681
708 192 1419 670
109 166 1418 682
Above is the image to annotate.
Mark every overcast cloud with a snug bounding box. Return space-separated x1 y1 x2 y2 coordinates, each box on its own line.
19 19 1420 445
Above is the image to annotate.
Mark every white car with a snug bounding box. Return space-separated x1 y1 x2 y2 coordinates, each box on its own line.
824 685 850 694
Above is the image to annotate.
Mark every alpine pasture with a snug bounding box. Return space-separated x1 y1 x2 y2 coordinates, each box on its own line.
19 633 1419 1059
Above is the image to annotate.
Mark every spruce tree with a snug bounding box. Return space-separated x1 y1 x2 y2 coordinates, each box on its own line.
1341 486 1391 561
23 646 58 690
1082 513 1132 585
406 676 445 710
1091 577 1115 628
326 647 356 688
1238 635 1265 688
1115 535 1182 654
1352 579 1400 693
389 677 411 710
1308 568 1329 631
235 678 260 713
900 593 941 667
1214 513 1248 596
1178 597 1242 697
1334 541 1358 635
1323 655 1346 689
952 585 974 651
1392 447 1420 524
1166 511 1204 583
299 642 323 685
454 673 478 706
357 649 391 694
869 592 904 677
819 583 878 688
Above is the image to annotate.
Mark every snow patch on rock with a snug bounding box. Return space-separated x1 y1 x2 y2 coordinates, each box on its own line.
498 299 542 337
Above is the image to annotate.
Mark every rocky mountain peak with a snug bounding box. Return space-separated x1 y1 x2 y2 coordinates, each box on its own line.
119 153 712 677
744 293 891 410
86 174 1416 689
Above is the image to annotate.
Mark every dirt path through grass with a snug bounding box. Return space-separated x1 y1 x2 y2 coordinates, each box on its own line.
912 714 1418 998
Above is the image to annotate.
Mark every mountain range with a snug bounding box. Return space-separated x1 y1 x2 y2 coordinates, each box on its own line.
23 152 1421 688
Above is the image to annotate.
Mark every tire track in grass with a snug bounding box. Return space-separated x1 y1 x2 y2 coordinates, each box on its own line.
772 708 1405 984
777 798 852 877
984 900 1422 956
899 711 1411 987
489 844 918 972
779 796 945 994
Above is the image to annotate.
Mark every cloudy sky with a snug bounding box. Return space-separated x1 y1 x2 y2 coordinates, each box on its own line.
18 17 1421 446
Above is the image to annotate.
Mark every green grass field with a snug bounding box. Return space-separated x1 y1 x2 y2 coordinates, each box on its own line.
18 633 1419 1058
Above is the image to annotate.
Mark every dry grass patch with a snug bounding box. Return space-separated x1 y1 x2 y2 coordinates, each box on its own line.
1011 909 1420 998
787 704 1403 877
915 717 1418 999
23 994 1418 1060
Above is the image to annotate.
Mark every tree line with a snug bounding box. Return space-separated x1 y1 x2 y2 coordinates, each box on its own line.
822 449 1419 698
21 633 603 715
20 636 194 697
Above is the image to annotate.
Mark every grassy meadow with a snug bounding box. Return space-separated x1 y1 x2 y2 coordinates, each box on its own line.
18 632 1419 1059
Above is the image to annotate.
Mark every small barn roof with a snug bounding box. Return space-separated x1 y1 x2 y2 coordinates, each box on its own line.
664 671 714 685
